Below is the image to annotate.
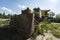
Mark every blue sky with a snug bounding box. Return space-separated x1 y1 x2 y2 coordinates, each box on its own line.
0 0 60 15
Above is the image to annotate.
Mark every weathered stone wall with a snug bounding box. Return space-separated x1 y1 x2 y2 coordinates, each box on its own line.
0 13 34 40
10 14 34 39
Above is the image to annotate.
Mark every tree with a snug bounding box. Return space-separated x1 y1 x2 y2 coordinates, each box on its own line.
53 14 60 23
0 13 2 16
3 12 5 16
7 14 12 18
56 14 60 19
0 13 3 18
48 11 55 18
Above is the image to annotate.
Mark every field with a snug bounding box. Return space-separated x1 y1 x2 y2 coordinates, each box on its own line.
38 21 60 38
0 18 9 27
49 23 60 38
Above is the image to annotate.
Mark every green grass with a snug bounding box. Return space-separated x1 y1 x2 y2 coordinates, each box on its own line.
0 20 9 27
51 29 60 38
39 21 60 38
34 20 60 38
48 23 60 38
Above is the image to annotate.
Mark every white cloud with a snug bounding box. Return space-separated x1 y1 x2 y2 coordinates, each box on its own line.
47 0 59 9
1 7 12 13
48 0 58 3
1 7 18 15
17 5 26 9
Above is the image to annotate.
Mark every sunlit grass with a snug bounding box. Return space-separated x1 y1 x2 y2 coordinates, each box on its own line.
0 20 9 27
39 21 60 38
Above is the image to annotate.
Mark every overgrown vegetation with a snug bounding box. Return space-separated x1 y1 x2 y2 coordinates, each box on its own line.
0 12 12 19
37 21 60 38
0 11 60 39
49 23 60 38
0 20 10 28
